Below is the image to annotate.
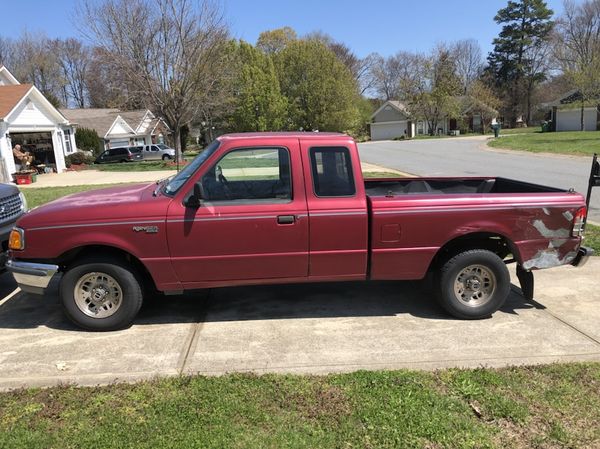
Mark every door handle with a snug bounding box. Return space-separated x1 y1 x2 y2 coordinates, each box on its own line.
277 215 296 224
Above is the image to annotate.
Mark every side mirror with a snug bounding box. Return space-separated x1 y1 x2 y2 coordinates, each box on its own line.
185 182 205 208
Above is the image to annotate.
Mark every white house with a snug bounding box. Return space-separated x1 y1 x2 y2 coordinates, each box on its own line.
370 100 453 141
0 66 76 182
61 108 171 150
544 90 599 132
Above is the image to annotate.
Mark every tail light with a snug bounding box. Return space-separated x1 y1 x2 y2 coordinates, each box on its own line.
128 153 133 160
572 207 587 237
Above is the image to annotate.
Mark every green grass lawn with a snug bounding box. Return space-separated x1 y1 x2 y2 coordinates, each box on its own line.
488 130 600 156
1 363 599 449
585 223 600 254
500 127 540 135
95 161 177 171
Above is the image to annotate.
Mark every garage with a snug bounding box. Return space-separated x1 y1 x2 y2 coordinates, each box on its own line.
555 108 598 132
370 121 409 140
8 131 58 170
369 100 414 141
0 66 75 182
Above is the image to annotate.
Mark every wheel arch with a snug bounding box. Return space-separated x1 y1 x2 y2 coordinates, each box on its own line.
428 231 521 273
56 244 157 291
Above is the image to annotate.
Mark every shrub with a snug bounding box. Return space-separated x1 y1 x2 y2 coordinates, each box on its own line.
75 127 103 156
66 152 95 167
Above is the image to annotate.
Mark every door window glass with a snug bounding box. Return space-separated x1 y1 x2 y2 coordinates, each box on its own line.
201 147 291 204
309 147 355 197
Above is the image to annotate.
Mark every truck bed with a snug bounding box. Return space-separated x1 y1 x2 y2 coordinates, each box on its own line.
364 176 583 281
364 177 564 197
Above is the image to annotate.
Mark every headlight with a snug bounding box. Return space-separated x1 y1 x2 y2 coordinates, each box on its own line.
18 191 28 212
9 227 25 251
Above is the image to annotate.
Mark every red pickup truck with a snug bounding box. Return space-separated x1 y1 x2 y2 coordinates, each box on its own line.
7 132 593 331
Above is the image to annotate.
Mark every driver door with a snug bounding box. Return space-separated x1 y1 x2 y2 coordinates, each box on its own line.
166 139 309 287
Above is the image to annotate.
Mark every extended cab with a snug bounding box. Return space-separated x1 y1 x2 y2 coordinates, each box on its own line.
7 133 593 330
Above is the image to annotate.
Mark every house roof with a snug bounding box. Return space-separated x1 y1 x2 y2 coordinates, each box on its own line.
370 100 410 120
60 108 155 138
0 84 34 119
0 66 20 86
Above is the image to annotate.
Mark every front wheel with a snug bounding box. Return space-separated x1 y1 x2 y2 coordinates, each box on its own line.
436 249 510 319
59 258 143 331
162 154 172 161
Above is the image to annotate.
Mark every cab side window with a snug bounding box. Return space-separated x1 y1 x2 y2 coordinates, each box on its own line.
309 147 355 197
201 147 292 204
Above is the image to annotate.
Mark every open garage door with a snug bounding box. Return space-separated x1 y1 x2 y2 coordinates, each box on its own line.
10 131 57 170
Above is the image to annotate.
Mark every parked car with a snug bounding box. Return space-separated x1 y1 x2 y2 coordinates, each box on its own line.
95 147 143 164
7 132 593 331
142 144 175 161
0 184 27 270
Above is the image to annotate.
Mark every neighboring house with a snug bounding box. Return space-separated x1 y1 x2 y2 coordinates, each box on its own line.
369 99 490 141
60 108 171 150
0 66 75 183
544 90 599 132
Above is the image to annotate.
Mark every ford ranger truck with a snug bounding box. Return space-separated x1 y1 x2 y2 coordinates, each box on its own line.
7 132 593 331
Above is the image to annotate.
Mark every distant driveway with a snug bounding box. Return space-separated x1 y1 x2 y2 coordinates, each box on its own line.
358 137 600 222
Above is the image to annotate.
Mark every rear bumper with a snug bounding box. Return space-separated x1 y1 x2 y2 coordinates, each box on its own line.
7 260 59 295
571 247 594 268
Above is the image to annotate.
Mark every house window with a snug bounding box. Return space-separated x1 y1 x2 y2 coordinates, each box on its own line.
417 121 424 135
64 129 73 153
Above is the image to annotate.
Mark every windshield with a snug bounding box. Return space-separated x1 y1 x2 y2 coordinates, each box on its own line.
157 144 169 150
163 140 220 195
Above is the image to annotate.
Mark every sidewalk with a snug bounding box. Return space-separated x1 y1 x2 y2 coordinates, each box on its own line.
18 169 174 188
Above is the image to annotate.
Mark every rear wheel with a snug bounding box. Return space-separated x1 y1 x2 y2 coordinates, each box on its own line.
59 258 143 331
436 249 510 319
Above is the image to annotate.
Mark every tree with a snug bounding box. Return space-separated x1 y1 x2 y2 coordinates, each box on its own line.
405 48 461 135
9 32 65 107
275 39 361 132
466 80 502 133
256 27 297 54
487 0 554 126
75 127 103 156
80 0 230 161
305 31 378 95
452 39 484 94
554 0 600 130
52 38 90 108
227 41 287 132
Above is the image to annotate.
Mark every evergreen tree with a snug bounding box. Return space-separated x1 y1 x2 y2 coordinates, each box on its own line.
74 127 103 156
487 0 554 126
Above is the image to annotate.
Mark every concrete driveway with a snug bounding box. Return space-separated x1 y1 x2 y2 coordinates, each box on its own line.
358 136 600 222
1 259 599 390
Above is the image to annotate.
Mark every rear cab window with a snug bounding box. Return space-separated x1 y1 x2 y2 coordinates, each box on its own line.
309 147 356 197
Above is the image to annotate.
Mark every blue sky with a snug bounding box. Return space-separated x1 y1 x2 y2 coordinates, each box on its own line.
2 0 565 58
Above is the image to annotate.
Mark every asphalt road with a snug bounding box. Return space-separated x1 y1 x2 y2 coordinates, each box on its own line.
1 258 599 390
358 136 600 222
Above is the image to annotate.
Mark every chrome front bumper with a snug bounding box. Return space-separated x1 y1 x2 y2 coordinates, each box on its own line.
7 260 59 295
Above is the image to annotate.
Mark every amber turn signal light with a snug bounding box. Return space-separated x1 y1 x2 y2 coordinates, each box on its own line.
8 228 24 251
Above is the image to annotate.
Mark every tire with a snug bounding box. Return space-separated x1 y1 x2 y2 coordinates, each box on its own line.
162 154 172 161
435 249 510 319
59 258 143 331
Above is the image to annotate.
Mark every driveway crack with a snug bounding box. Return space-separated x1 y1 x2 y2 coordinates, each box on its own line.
177 290 212 375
